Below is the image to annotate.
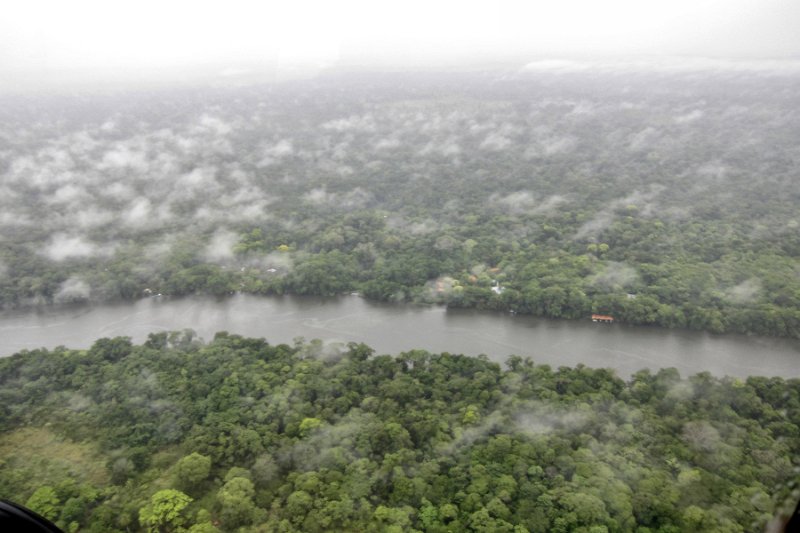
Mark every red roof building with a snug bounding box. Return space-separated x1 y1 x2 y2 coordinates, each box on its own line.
591 314 615 323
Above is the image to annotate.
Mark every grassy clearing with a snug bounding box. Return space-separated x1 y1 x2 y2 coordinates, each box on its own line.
0 426 109 493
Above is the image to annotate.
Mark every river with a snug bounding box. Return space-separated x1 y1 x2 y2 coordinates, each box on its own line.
0 294 798 378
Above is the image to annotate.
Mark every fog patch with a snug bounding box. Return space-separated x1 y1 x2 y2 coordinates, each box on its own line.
410 219 438 235
521 57 800 75
662 206 691 221
66 392 92 412
304 188 333 205
437 410 507 456
76 208 115 230
723 105 750 117
286 410 379 470
569 101 597 116
0 185 18 205
203 230 238 263
682 420 722 453
724 278 762 304
339 188 372 209
697 161 728 178
526 135 578 157
39 147 75 171
0 211 32 229
178 166 218 189
424 276 460 300
12 156 81 188
321 114 375 133
141 237 178 267
532 195 567 215
99 120 116 133
374 138 401 150
236 202 270 221
298 339 348 363
195 114 232 136
574 212 615 241
8 155 36 177
303 187 371 209
675 110 705 124
590 262 640 291
100 145 149 171
434 235 459 252
420 137 461 157
521 59 592 73
697 161 728 181
666 381 696 402
44 234 99 261
628 127 659 151
480 132 512 151
515 404 592 436
490 191 537 214
48 184 86 205
122 198 153 227
388 217 439 236
54 276 91 304
102 182 138 202
575 188 663 240
257 139 294 167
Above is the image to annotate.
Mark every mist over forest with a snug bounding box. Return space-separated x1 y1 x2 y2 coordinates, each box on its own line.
1 65 798 338
1 333 798 532
5 0 800 528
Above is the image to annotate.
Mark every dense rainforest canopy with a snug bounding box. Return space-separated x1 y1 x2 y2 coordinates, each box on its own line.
0 332 798 532
1 69 799 337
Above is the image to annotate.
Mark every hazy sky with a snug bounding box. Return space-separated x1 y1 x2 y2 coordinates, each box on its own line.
2 0 800 84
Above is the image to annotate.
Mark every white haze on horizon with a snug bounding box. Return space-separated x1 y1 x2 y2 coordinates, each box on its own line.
1 0 800 90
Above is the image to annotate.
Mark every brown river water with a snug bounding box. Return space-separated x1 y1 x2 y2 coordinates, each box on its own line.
1 294 798 379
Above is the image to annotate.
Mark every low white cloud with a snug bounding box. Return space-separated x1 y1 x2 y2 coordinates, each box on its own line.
526 135 578 157
480 132 512 151
54 276 91 303
321 114 376 133
374 137 401 150
532 195 567 215
100 144 149 170
195 114 232 136
178 166 217 188
122 197 152 226
76 208 115 229
521 58 800 75
574 211 615 241
575 188 663 240
490 191 537 214
590 261 640 291
203 230 238 263
103 182 138 202
675 110 704 123
628 127 659 151
43 234 98 261
724 278 761 304
47 184 86 205
303 187 371 209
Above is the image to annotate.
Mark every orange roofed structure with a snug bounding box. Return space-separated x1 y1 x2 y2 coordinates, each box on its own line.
591 314 615 323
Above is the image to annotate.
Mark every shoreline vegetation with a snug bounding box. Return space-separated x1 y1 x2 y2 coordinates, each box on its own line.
1 70 799 340
3 253 800 339
1 333 798 531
